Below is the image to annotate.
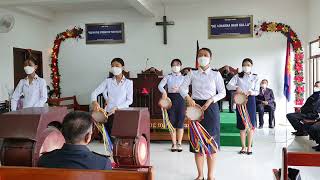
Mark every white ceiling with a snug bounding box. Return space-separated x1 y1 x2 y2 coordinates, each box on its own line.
0 0 214 13
0 0 242 20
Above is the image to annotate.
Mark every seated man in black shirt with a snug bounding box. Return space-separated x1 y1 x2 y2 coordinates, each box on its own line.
38 111 112 170
287 81 320 136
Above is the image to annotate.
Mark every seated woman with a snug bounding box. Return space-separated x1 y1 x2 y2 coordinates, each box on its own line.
11 56 47 111
91 58 133 140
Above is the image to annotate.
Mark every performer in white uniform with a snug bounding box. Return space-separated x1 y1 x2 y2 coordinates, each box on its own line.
158 59 186 152
91 58 133 141
11 57 47 111
179 48 226 180
227 58 259 155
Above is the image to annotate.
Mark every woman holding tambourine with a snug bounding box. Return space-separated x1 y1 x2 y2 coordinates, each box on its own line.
179 48 226 180
158 59 186 152
226 58 260 155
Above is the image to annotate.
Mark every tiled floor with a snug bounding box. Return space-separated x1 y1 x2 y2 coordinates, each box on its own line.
89 124 320 180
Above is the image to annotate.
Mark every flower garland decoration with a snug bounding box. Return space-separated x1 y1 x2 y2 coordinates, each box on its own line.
50 27 83 97
254 22 304 105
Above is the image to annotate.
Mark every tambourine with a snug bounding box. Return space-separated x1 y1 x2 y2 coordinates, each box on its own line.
233 92 248 105
92 107 108 123
186 104 204 121
158 97 172 110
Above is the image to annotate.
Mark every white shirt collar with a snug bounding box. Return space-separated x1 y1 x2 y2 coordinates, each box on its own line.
198 67 211 74
25 74 39 80
112 75 126 84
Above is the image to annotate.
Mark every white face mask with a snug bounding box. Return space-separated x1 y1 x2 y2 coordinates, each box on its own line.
24 66 35 75
314 87 320 92
171 66 181 73
261 84 267 89
197 56 210 67
111 67 122 76
242 66 251 73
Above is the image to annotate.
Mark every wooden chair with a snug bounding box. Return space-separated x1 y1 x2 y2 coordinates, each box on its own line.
0 166 154 180
48 96 81 111
0 101 9 114
273 147 320 180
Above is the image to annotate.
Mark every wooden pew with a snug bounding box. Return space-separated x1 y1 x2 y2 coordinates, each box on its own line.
0 166 154 180
273 147 320 180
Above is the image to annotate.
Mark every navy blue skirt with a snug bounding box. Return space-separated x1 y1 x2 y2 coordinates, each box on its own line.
236 95 257 130
190 100 220 153
168 93 185 129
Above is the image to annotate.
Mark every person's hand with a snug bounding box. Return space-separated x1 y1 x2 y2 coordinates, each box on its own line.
162 92 168 99
236 87 242 93
303 119 316 125
110 107 118 115
246 91 252 96
264 101 268 105
92 101 100 111
172 86 179 93
202 99 213 111
186 96 196 107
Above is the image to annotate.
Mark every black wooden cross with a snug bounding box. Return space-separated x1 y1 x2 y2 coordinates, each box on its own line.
156 16 174 44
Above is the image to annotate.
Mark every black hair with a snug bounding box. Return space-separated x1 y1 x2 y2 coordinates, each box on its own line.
111 58 125 66
61 111 93 144
170 59 182 66
242 58 253 66
261 79 268 84
198 47 212 57
25 55 38 65
315 81 320 84
239 58 254 78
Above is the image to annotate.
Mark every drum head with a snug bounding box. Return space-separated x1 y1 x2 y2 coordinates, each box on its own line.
158 97 172 109
135 136 148 166
92 108 108 123
186 105 203 121
234 93 248 105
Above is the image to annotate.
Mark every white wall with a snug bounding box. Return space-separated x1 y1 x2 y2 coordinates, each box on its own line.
48 0 308 124
305 0 320 97
0 9 50 101
308 0 320 41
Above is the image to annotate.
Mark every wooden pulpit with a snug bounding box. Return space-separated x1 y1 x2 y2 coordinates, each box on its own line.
131 67 163 119
0 107 67 166
112 108 150 167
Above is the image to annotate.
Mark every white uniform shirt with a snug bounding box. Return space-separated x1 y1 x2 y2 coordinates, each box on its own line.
91 76 133 113
179 68 226 103
11 74 48 111
158 72 185 94
226 73 260 96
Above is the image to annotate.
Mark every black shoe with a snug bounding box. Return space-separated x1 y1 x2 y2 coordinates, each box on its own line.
247 151 253 155
291 131 298 135
229 110 235 113
312 145 320 149
239 150 246 154
295 132 308 136
258 125 263 129
269 125 274 128
220 109 223 112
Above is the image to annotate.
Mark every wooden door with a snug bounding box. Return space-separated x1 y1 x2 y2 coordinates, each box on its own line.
13 48 43 88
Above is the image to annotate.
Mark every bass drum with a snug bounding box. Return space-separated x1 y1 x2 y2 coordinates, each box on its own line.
113 136 148 166
0 127 65 166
